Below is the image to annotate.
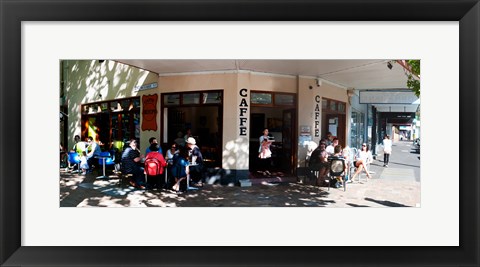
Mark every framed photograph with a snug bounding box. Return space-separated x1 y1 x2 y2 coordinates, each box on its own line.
1 1 479 266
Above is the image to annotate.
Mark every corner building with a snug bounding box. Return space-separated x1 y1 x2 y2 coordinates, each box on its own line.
61 60 384 184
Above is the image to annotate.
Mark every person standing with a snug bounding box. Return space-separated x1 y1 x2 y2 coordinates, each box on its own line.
258 128 273 176
79 151 89 175
186 137 204 185
382 134 392 167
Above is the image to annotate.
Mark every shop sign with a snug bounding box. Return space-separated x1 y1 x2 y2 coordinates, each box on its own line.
142 94 158 131
314 95 321 137
239 88 249 136
134 82 158 92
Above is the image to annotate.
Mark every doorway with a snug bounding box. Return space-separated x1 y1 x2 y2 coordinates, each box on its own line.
249 91 297 178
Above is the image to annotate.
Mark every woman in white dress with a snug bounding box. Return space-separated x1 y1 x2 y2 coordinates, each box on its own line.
351 143 373 181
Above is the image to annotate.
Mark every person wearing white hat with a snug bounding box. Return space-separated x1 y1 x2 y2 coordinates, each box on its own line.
186 137 204 186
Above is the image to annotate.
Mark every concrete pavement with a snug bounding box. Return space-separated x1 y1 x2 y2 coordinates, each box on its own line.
60 140 420 207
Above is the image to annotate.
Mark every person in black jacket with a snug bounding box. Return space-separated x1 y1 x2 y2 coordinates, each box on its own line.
121 139 146 189
308 142 329 186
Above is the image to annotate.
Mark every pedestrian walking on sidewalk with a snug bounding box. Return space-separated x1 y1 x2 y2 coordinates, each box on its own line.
383 135 392 167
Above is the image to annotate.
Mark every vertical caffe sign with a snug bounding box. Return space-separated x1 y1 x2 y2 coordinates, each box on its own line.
314 95 321 137
239 88 248 136
142 94 158 131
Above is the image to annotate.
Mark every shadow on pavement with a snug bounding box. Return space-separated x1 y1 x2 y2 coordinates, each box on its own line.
364 197 410 207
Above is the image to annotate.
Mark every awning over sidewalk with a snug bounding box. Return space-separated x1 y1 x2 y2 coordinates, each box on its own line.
118 59 410 90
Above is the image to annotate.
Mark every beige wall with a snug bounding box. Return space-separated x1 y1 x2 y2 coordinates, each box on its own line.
63 60 158 151
296 77 349 167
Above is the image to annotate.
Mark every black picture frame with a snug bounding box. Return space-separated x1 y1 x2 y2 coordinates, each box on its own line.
1 1 478 266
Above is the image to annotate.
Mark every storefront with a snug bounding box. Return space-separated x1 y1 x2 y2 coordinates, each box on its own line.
61 60 351 184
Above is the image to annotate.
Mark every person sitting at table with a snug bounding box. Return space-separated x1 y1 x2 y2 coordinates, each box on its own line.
166 142 178 164
145 137 163 155
165 142 178 189
86 136 101 171
145 143 167 189
67 135 86 171
329 144 347 188
351 143 373 182
308 142 329 186
186 137 204 186
170 147 190 193
121 139 146 189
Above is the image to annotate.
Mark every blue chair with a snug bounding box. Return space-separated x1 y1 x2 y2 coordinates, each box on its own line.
98 151 115 166
68 152 81 173
98 151 115 176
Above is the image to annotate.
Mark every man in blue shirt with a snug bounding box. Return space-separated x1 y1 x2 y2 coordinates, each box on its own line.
145 137 162 155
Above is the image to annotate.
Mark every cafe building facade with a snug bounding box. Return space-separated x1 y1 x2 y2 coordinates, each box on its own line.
61 60 352 184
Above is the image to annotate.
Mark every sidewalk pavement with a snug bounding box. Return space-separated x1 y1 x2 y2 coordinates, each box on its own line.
60 141 420 208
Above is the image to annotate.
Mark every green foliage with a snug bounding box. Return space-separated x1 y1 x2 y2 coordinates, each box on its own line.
406 60 420 97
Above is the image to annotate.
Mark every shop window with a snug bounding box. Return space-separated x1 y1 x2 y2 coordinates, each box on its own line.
133 98 140 109
202 92 222 104
251 93 272 105
121 99 131 110
275 94 294 106
164 94 180 105
183 93 200 104
100 102 108 112
322 98 346 114
111 101 121 112
81 96 140 150
329 101 337 111
322 99 328 110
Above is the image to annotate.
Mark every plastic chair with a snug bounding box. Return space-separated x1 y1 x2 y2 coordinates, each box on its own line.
352 148 372 182
97 151 115 175
67 152 81 173
326 156 347 191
